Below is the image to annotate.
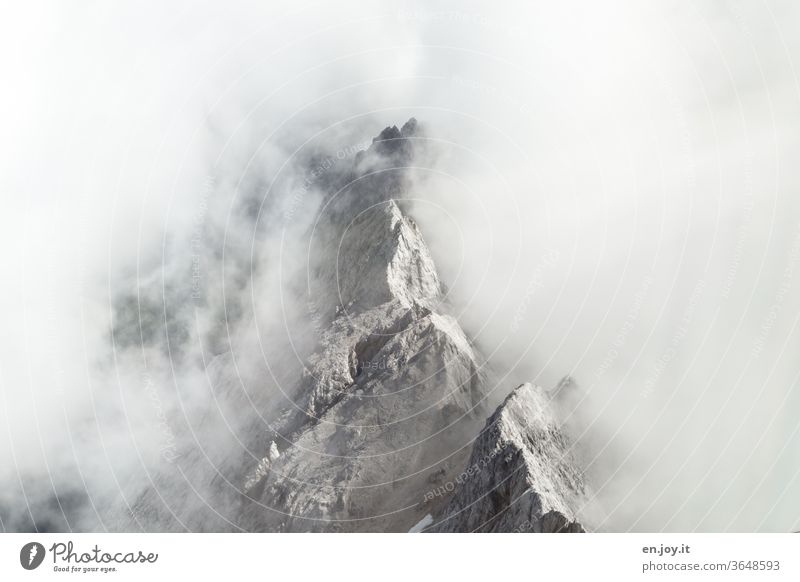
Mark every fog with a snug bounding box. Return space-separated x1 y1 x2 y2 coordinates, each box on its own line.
1 0 799 532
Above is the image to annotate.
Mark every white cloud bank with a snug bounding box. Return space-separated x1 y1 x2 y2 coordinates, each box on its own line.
1 0 799 531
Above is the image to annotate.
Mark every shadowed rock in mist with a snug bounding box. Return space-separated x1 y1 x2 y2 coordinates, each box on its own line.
97 119 589 533
240 118 489 531
431 383 587 533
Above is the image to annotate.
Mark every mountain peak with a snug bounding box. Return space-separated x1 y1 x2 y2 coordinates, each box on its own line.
368 117 420 160
372 117 420 142
401 117 419 136
239 120 490 532
431 382 588 533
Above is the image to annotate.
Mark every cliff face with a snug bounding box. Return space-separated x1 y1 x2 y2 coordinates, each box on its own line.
431 383 587 533
126 119 588 533
240 119 489 531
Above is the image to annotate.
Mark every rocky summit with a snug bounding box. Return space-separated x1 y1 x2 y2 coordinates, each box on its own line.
240 118 489 532
128 119 589 532
431 383 587 533
238 119 589 532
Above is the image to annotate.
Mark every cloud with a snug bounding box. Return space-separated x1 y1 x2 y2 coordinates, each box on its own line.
1 0 799 532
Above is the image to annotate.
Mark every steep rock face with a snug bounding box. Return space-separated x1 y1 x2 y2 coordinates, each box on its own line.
123 119 590 533
241 119 488 532
431 383 587 533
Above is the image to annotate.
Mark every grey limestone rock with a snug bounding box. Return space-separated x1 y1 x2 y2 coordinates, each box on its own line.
241 119 489 532
431 382 587 533
124 119 589 533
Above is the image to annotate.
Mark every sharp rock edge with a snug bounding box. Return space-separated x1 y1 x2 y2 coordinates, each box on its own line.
240 118 490 532
431 382 588 533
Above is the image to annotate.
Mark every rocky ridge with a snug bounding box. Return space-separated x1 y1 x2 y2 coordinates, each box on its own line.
431 382 587 532
125 119 589 533
240 119 488 531
240 119 589 532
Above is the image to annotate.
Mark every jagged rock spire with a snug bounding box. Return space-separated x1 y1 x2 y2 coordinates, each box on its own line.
241 119 488 532
431 383 588 533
